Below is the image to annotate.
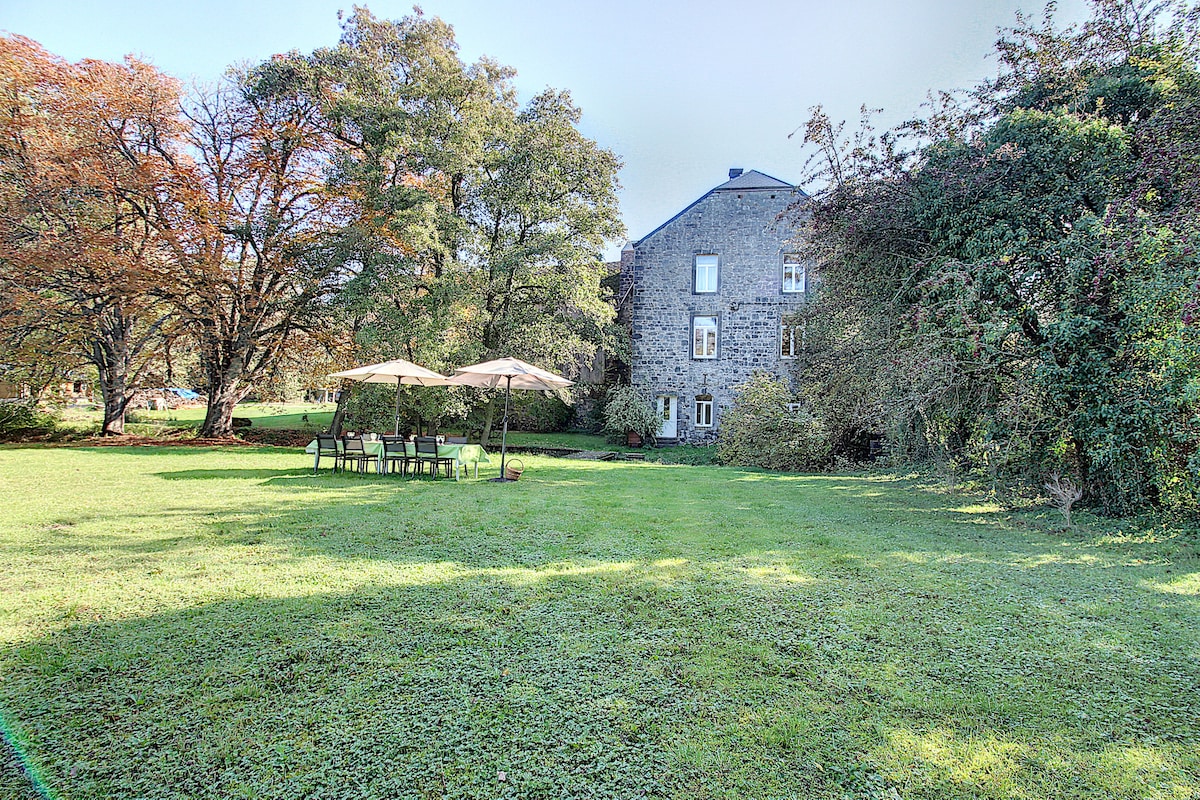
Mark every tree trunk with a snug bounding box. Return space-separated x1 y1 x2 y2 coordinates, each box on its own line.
480 397 496 447
1072 434 1095 503
200 382 245 438
93 337 132 436
99 378 129 436
199 349 250 437
329 382 351 436
198 339 256 438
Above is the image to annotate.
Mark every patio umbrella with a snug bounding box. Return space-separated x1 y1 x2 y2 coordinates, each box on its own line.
329 359 456 435
449 357 573 482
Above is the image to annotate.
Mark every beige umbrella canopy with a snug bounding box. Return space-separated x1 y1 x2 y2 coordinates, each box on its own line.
329 359 456 435
447 357 573 391
449 357 573 482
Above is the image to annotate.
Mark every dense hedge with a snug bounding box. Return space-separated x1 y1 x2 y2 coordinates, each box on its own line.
0 401 59 441
342 383 573 436
505 392 574 433
601 386 659 445
716 373 830 471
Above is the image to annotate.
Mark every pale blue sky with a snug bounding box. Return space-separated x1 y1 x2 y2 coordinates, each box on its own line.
2 0 1090 258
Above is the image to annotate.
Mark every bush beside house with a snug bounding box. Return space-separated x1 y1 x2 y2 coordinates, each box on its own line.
602 386 660 446
717 373 831 471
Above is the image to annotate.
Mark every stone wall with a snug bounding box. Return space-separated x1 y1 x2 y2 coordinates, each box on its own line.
626 185 808 443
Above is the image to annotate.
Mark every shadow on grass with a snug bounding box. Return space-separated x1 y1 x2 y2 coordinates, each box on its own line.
4 451 1199 796
2 557 1197 799
155 467 319 481
0 583 696 798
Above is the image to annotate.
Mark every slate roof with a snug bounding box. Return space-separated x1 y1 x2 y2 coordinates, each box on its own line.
632 169 802 247
713 169 793 191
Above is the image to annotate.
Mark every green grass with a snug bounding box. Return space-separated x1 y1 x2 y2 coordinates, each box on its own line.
58 402 336 435
502 431 622 450
0 446 1196 799
501 432 716 465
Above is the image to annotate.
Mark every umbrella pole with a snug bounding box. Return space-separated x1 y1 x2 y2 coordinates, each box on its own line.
394 379 402 437
499 375 512 480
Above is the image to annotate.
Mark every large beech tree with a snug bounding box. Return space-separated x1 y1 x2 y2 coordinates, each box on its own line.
459 88 624 441
310 8 517 402
0 35 183 434
158 59 355 437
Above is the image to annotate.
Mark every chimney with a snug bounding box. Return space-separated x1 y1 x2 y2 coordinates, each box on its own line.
618 242 636 301
728 168 743 179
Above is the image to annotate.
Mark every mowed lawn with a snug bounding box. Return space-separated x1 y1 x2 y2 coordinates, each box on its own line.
0 447 1196 799
59 403 337 433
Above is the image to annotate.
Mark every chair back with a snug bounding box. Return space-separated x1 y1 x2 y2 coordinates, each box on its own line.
445 436 467 444
382 436 407 456
317 434 338 453
415 436 438 456
343 436 366 454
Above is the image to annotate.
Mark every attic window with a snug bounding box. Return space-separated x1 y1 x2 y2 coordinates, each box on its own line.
783 254 806 293
694 254 718 293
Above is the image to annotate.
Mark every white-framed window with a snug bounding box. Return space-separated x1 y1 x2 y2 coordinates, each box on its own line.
781 322 804 358
786 402 804 418
692 315 718 359
695 254 718 293
695 395 713 428
783 254 806 293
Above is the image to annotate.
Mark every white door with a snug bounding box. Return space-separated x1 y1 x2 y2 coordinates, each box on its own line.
656 395 677 438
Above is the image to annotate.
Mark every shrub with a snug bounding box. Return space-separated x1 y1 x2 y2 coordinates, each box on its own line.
716 372 831 471
1044 471 1084 529
566 386 606 433
344 383 469 435
0 400 59 441
238 428 315 447
342 384 396 433
506 391 573 432
602 386 659 445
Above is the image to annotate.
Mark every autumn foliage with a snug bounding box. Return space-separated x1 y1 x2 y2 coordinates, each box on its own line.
0 11 623 441
0 35 186 433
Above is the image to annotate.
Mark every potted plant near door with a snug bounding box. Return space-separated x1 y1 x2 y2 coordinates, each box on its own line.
602 385 659 448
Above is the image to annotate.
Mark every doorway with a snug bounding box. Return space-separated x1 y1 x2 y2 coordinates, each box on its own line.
656 394 677 439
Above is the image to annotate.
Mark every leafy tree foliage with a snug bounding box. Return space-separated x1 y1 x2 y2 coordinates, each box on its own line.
310 10 623 444
1 11 622 441
602 385 659 445
793 0 1200 514
152 61 357 438
0 35 182 434
716 373 831 471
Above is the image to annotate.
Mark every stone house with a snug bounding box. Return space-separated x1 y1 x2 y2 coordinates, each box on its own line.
619 168 809 443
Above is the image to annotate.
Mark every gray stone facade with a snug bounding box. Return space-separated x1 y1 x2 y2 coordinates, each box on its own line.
621 169 808 443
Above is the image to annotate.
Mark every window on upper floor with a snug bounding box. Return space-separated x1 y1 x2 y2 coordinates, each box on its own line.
693 315 718 359
695 254 718 293
695 395 713 428
781 322 804 359
783 254 806 293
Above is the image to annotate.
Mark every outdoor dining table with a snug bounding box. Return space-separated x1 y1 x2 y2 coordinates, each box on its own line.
304 438 491 480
